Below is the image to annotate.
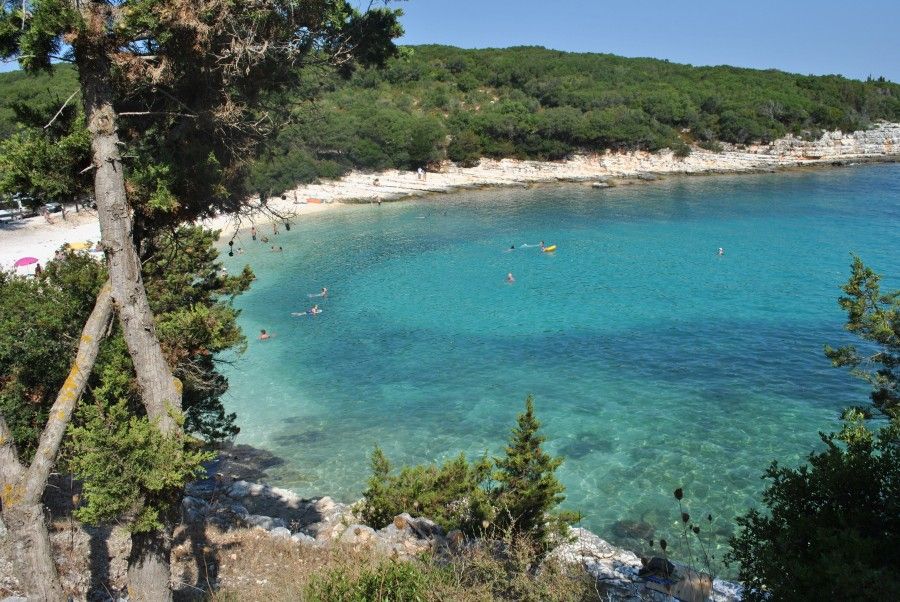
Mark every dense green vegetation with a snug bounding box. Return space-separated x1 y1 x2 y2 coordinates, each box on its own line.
241 45 900 194
2 46 899 199
362 396 573 549
0 228 251 529
727 258 900 600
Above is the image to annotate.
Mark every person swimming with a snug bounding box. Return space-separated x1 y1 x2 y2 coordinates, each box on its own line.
506 272 515 284
258 329 271 340
309 287 328 298
717 247 725 256
310 304 322 315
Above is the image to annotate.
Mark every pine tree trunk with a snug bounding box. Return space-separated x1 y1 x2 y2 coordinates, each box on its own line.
76 8 182 600
127 529 174 602
0 284 113 600
2 502 65 600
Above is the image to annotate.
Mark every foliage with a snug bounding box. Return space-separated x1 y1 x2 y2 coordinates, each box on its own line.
361 447 494 534
493 395 570 547
728 261 900 600
208 529 598 602
825 256 900 420
725 417 900 601
0 63 79 138
3 47 898 198
362 396 572 547
66 338 213 532
0 228 249 523
306 560 431 602
142 227 253 441
0 117 90 205
0 1 403 232
59 228 251 528
0 253 105 461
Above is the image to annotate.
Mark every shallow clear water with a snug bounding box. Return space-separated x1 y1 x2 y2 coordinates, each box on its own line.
220 165 900 558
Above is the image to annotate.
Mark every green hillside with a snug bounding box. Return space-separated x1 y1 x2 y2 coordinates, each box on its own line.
2 47 899 196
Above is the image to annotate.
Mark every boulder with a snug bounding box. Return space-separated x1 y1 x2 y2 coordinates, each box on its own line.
245 515 276 531
181 496 210 523
269 527 292 540
339 524 377 547
291 532 317 545
373 513 447 558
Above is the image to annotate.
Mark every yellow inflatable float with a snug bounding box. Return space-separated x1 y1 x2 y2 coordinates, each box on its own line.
542 245 557 253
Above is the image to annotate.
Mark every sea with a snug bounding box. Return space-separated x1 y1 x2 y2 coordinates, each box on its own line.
219 164 900 559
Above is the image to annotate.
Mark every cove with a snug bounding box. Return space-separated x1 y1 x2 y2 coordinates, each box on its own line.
220 164 900 556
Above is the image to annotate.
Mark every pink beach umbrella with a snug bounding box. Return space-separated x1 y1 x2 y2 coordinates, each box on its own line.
13 257 39 268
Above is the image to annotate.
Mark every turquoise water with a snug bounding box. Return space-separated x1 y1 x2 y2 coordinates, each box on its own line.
220 165 900 558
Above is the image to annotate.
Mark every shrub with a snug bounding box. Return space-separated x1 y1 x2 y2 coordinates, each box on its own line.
306 560 431 602
492 395 572 548
361 396 574 547
360 448 494 534
697 140 724 153
671 140 692 158
726 418 900 601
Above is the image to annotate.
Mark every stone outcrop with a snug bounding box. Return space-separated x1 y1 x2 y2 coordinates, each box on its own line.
221 122 900 217
551 528 742 601
180 475 743 600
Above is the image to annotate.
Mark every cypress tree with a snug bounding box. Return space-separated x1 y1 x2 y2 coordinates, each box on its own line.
493 395 567 546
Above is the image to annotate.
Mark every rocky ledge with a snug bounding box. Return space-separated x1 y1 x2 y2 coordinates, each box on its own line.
183 476 742 601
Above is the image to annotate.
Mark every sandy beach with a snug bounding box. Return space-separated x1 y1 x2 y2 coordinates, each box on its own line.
2 122 898 272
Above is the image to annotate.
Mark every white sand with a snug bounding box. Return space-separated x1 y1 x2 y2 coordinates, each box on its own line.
2 122 898 272
0 210 101 273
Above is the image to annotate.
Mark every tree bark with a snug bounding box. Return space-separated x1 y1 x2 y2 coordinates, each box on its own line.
2 502 64 600
76 21 182 437
0 282 113 600
75 7 182 600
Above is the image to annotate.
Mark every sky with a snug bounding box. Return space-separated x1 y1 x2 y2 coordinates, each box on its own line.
396 0 900 82
1 1 896 81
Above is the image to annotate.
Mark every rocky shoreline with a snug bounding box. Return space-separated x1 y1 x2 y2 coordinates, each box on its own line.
178 469 743 602
210 122 900 236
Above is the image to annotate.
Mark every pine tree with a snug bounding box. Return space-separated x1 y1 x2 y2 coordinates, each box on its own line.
493 395 568 547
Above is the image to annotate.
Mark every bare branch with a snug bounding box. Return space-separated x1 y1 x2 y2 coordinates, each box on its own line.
118 111 198 119
43 89 80 130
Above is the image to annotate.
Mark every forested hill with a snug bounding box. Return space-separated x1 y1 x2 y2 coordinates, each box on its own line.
2 45 899 195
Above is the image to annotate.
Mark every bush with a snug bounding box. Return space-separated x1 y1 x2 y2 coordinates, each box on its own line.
493 395 571 548
361 396 574 549
306 560 431 602
671 140 692 158
697 140 724 153
726 418 900 601
360 448 494 534
447 130 482 167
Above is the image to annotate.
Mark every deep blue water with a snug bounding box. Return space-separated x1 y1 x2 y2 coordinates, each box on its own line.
220 164 900 557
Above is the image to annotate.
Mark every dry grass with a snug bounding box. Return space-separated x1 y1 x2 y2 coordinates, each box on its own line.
171 527 602 602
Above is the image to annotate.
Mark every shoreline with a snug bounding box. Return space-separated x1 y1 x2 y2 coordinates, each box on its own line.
3 122 899 268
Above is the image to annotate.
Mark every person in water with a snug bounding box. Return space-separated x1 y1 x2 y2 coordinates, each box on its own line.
506 272 515 284
540 240 546 250
258 329 271 340
321 287 328 298
717 247 725 256
251 226 257 241
310 304 322 315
